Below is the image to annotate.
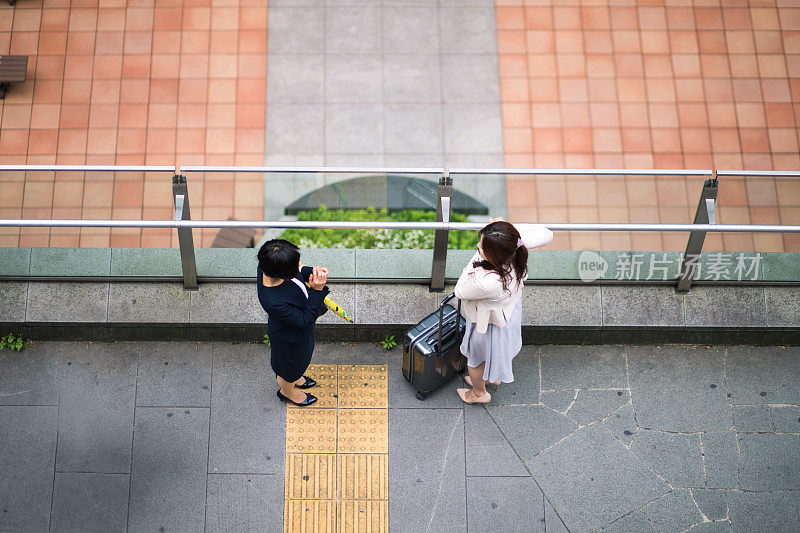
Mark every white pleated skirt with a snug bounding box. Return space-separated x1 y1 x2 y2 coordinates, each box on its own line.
459 300 523 384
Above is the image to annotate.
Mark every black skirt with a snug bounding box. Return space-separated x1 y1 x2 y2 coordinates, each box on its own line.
269 333 314 383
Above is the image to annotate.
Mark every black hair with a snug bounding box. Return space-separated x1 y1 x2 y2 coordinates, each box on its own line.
257 238 300 280
473 221 528 292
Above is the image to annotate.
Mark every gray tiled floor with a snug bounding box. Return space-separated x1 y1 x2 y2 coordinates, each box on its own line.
1 341 799 532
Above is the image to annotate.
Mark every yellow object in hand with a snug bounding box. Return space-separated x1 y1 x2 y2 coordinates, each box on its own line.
324 296 353 323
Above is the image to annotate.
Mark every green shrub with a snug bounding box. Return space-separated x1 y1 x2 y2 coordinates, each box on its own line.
279 206 479 249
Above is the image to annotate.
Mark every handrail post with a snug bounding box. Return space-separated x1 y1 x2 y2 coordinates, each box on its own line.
430 170 452 292
676 170 718 293
173 172 198 290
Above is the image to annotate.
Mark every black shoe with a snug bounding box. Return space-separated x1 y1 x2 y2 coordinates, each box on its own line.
277 390 318 406
296 376 316 389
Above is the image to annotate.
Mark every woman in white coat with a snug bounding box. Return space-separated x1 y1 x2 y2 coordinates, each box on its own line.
454 218 554 404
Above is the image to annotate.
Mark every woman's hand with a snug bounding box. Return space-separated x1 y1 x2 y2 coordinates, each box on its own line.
308 266 329 290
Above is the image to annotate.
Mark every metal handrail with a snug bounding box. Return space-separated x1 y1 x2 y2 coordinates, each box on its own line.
1 219 799 233
2 164 799 177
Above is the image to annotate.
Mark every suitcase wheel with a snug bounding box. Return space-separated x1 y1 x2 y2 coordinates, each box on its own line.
416 391 425 401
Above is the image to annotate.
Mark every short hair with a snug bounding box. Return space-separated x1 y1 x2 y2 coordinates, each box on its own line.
257 239 300 280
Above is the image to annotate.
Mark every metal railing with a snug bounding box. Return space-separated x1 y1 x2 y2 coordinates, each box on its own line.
1 165 799 292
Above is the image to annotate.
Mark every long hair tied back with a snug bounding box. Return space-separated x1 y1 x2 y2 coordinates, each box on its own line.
473 221 528 292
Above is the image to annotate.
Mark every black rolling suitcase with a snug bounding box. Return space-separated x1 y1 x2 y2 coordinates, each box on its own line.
402 293 467 400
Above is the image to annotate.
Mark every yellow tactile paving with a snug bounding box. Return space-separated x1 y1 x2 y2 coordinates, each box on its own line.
286 454 337 500
284 500 336 533
337 409 389 454
337 365 389 409
337 501 388 533
286 408 338 454
284 365 390 532
337 454 388 501
300 364 339 409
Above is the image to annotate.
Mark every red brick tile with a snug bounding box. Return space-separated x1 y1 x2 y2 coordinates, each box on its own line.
152 31 181 54
562 128 592 152
0 129 29 155
145 129 176 154
177 103 207 128
176 129 205 153
560 103 590 127
638 7 667 30
666 7 695 30
123 31 152 54
211 7 238 31
695 7 724 30
532 129 562 153
710 128 742 152
234 128 263 154
557 54 586 77
208 54 238 78
149 79 179 103
676 103 707 127
726 30 756 54
237 54 265 79
683 153 713 169
524 30 553 53
707 103 737 127
88 104 119 129
761 79 791 102
584 55 613 78
622 128 652 152
499 54 527 77
59 104 90 128
38 32 68 55
154 7 182 30
41 8 70 31
651 129 682 152
613 30 641 53
97 8 126 31
740 129 771 152
742 154 773 171
610 7 638 30
530 103 561 128
589 102 619 127
210 30 238 54
526 54 556 78
559 78 587 102
751 7 780 30
502 103 531 129
724 7 752 30
1 104 31 129
614 54 643 77
504 154 535 169
764 103 795 127
62 55 93 80
592 128 622 152
698 31 727 54
680 128 712 153
529 77 558 102
86 128 118 154
729 54 759 77
57 129 88 154
555 30 583 53
12 9 41 32
653 153 684 169
704 78 734 101
497 6 525 30
619 103 649 127
120 80 150 103
27 130 59 155
180 54 209 78
582 7 609 29
122 55 151 78
625 179 658 207
587 78 616 103
583 32 613 54
768 128 799 152
670 30 699 53
95 31 124 54
178 79 207 103
616 78 647 102
67 31 97 55
240 30 267 54
116 129 146 154
147 103 177 128
534 153 564 168
91 79 121 104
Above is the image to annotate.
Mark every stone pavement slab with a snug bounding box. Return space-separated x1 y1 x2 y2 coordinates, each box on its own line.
50 473 129 533
466 476 545 533
464 405 528 477
726 346 800 405
630 430 705 488
627 345 731 432
641 489 704 533
598 510 655 532
738 433 800 490
488 404 578 461
541 344 627 390
388 408 466 533
0 340 62 406
541 389 576 412
526 422 670 533
691 489 727 521
701 430 739 489
490 345 539 405
728 491 800 533
733 404 773 433
136 341 212 407
128 407 209 533
567 389 629 425
209 343 285 474
604 403 637 447
205 474 283 533
0 405 58 532
771 405 800 433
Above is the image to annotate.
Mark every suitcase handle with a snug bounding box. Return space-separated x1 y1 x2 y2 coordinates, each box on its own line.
437 293 462 355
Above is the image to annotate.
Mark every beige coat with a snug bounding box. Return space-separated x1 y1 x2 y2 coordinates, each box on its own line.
454 224 554 333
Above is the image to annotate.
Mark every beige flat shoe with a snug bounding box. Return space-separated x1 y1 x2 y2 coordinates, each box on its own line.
463 375 501 391
457 388 491 404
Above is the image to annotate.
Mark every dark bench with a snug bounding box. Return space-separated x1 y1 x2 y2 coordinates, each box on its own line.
0 56 28 99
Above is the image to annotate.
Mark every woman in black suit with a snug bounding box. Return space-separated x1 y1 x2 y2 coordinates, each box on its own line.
257 239 329 406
